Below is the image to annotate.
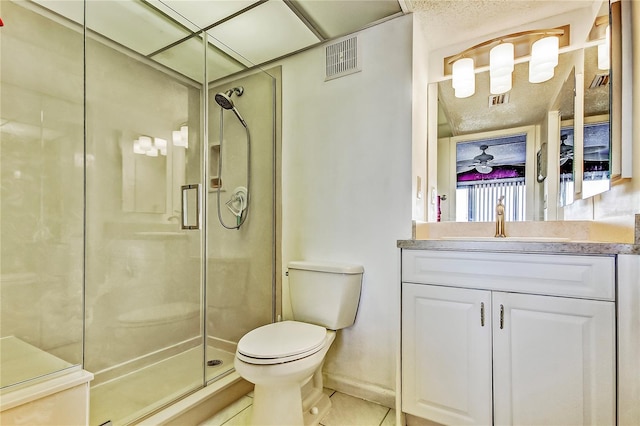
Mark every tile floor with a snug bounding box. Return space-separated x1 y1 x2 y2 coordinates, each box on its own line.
200 388 396 426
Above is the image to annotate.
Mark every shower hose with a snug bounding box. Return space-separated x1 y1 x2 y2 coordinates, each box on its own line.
216 108 251 230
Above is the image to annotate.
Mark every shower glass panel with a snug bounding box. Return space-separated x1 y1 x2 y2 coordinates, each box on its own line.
206 69 277 382
84 7 205 425
1 0 277 422
0 0 84 388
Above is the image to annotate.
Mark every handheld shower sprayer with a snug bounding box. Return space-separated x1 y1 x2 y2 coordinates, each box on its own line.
215 86 251 230
215 86 247 127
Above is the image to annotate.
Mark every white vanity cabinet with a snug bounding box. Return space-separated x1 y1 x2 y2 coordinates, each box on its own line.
401 250 616 426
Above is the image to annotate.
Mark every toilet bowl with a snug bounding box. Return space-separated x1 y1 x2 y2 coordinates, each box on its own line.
235 321 336 425
234 261 363 426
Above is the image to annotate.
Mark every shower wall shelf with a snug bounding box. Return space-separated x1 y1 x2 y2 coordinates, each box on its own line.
209 143 223 192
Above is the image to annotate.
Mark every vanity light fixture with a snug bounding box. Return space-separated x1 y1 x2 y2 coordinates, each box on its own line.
445 26 569 98
452 57 475 98
489 43 514 94
528 36 559 83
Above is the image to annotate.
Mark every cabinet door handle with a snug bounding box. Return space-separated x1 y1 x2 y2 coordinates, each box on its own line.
499 304 504 329
480 302 485 327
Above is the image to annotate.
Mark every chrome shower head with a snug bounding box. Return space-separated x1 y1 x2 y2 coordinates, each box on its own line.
215 87 247 127
215 91 234 110
215 86 244 110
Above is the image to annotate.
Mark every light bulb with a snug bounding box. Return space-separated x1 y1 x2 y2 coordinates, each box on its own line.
452 58 475 98
490 43 514 77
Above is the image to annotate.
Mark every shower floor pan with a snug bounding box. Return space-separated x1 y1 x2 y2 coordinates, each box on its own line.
90 346 234 426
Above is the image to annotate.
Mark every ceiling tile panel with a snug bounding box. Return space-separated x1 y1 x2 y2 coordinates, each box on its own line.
148 0 259 31
151 36 245 82
291 0 401 39
206 0 320 66
84 0 191 55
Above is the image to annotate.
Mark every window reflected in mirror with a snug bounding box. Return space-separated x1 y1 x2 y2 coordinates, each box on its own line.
583 42 610 198
559 126 575 206
583 120 610 198
455 134 527 222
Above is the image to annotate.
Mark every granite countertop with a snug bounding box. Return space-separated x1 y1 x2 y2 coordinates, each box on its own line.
397 238 640 255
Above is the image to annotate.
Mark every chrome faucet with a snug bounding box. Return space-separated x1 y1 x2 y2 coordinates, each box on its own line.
495 196 506 238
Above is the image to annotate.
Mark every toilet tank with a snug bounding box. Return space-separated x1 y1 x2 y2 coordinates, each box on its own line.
288 261 363 330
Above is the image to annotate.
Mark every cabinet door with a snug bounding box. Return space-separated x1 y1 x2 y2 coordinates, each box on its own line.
402 283 492 425
493 292 615 426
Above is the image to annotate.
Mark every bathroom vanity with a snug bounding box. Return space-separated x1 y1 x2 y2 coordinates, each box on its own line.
397 238 640 426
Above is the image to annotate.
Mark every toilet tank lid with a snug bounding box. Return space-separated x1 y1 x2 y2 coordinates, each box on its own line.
288 261 364 274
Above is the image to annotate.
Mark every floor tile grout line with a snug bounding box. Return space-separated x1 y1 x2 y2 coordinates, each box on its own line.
378 407 392 426
221 404 252 426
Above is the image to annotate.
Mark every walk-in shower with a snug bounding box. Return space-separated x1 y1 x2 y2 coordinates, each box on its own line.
1 1 277 424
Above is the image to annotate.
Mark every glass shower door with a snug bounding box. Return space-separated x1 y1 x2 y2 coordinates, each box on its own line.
84 4 207 424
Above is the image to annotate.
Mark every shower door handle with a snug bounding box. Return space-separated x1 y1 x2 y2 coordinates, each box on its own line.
181 184 201 230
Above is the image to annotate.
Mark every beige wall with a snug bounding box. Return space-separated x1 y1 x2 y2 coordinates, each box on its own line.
279 16 414 406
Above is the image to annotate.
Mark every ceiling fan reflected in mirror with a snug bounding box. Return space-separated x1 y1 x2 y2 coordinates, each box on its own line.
560 134 573 165
584 144 610 161
457 144 496 174
473 145 494 174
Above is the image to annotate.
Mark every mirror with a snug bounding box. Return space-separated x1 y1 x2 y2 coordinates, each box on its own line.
558 68 576 207
582 44 611 198
122 139 167 213
437 54 573 222
436 4 614 222
121 136 186 214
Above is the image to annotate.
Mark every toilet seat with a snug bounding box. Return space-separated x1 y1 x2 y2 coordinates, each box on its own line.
236 321 327 365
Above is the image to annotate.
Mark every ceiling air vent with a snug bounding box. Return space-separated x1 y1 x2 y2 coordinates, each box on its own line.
589 73 610 89
325 35 361 81
488 93 509 107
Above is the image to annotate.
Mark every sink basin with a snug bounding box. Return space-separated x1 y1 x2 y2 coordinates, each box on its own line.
439 236 570 242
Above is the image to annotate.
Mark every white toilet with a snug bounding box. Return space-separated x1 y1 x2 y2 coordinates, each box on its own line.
234 260 363 426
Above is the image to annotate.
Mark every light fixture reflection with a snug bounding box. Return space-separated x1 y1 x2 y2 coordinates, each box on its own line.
598 25 610 70
133 140 145 154
173 125 188 148
138 136 153 151
475 164 493 174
